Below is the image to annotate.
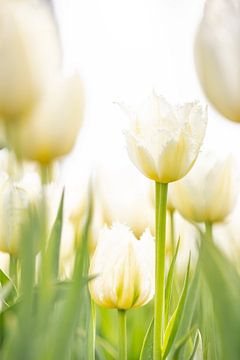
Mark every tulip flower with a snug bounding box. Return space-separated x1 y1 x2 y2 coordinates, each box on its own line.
89 223 154 360
195 0 240 122
123 93 207 184
0 0 60 120
0 174 40 255
96 166 154 238
89 223 154 310
12 74 84 164
120 93 207 359
172 155 237 227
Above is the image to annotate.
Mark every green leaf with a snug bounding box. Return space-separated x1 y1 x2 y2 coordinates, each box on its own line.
172 326 196 357
162 256 191 359
43 187 93 360
199 239 240 358
47 188 65 280
188 330 202 360
165 238 180 323
139 318 154 360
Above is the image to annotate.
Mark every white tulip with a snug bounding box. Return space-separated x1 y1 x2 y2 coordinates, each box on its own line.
14 74 84 163
172 155 237 223
195 0 240 122
122 93 207 183
89 223 155 310
0 174 40 254
0 0 60 119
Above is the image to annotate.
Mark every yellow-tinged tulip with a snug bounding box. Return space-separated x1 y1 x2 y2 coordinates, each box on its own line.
122 93 207 183
89 223 154 310
0 0 60 119
195 0 240 122
13 74 84 163
172 155 237 224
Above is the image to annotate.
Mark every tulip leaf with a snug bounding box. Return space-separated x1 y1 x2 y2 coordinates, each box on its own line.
162 256 191 359
139 318 154 360
0 269 17 305
44 187 93 360
47 188 65 280
165 237 180 323
199 238 240 358
188 330 202 360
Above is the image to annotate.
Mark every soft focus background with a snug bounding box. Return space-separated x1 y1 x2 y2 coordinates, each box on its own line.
53 0 240 188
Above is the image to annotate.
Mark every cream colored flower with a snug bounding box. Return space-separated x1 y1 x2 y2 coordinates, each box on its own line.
89 223 155 310
96 166 154 238
0 0 60 119
195 0 240 122
0 174 40 255
13 74 84 163
172 155 237 224
122 93 207 183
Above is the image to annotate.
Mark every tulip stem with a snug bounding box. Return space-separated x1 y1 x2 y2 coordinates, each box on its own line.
205 221 213 242
154 182 168 360
118 309 127 360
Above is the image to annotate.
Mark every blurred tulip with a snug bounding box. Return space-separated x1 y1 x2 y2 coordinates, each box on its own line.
0 174 40 255
195 0 240 122
12 74 84 164
122 93 207 183
96 166 154 238
172 155 237 224
0 0 60 120
89 223 154 310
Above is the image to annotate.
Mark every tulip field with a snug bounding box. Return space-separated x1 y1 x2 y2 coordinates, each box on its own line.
1 0 240 359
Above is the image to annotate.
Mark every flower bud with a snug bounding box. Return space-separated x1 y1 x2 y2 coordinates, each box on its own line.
89 223 155 310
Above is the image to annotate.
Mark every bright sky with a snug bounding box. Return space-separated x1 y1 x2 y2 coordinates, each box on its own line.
52 0 240 187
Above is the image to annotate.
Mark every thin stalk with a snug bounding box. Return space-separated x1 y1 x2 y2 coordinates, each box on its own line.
205 221 213 242
154 182 168 360
88 300 96 360
169 210 175 258
118 309 127 360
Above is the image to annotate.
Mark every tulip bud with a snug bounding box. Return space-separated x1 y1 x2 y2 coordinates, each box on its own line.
122 93 207 183
195 0 240 122
89 223 155 310
172 155 237 224
13 74 84 164
0 0 60 120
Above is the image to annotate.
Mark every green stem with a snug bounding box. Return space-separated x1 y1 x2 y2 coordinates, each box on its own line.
154 182 168 360
205 221 213 242
88 300 96 360
170 210 175 258
118 309 127 360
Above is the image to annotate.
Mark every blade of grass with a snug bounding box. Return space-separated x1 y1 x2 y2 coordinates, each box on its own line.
165 238 180 324
162 256 191 359
139 319 154 360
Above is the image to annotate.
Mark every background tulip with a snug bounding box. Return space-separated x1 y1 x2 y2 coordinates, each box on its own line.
123 93 207 183
89 223 155 310
0 174 40 255
195 0 240 122
12 74 84 164
172 154 237 224
0 0 60 120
